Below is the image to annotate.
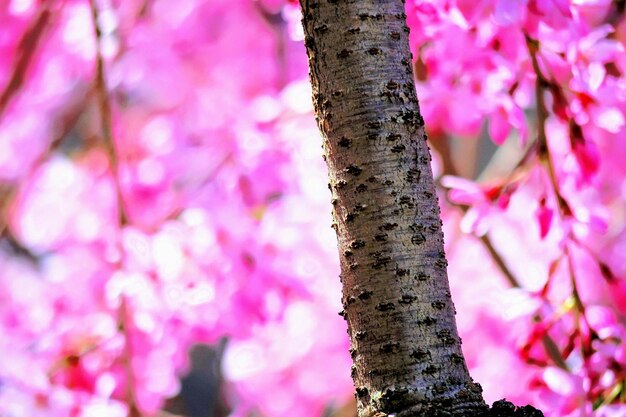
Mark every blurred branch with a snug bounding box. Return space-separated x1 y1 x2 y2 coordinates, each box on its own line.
0 0 54 120
89 0 129 226
476 234 520 288
0 185 13 237
137 0 153 19
119 297 143 417
0 86 91 262
0 227 39 264
88 3 141 417
253 1 288 89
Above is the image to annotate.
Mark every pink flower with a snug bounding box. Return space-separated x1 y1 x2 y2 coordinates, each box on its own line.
494 0 529 25
442 176 514 236
535 367 589 416
535 196 554 239
527 0 572 30
489 98 528 145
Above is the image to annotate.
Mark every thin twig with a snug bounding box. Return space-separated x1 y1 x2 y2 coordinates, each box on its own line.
254 1 289 89
0 1 54 120
430 132 522 288
523 33 601 373
524 34 571 217
88 0 129 226
477 234 520 288
430 47 570 370
119 297 142 417
88 3 141 417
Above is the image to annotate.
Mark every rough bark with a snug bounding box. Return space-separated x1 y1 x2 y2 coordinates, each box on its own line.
299 1 486 416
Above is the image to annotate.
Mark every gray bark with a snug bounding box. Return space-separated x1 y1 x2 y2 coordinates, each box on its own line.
299 1 486 416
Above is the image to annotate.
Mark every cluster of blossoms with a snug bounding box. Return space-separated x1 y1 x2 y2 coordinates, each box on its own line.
408 0 626 415
0 0 624 417
0 1 351 416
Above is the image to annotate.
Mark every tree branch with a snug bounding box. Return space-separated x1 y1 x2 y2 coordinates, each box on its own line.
0 1 54 120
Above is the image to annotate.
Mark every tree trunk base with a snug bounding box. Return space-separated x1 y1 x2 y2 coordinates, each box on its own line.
486 400 544 417
366 400 543 417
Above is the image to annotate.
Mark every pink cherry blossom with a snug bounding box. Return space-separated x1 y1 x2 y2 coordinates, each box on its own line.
0 1 625 416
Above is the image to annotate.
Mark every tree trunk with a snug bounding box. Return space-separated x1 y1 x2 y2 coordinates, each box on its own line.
299 1 486 416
